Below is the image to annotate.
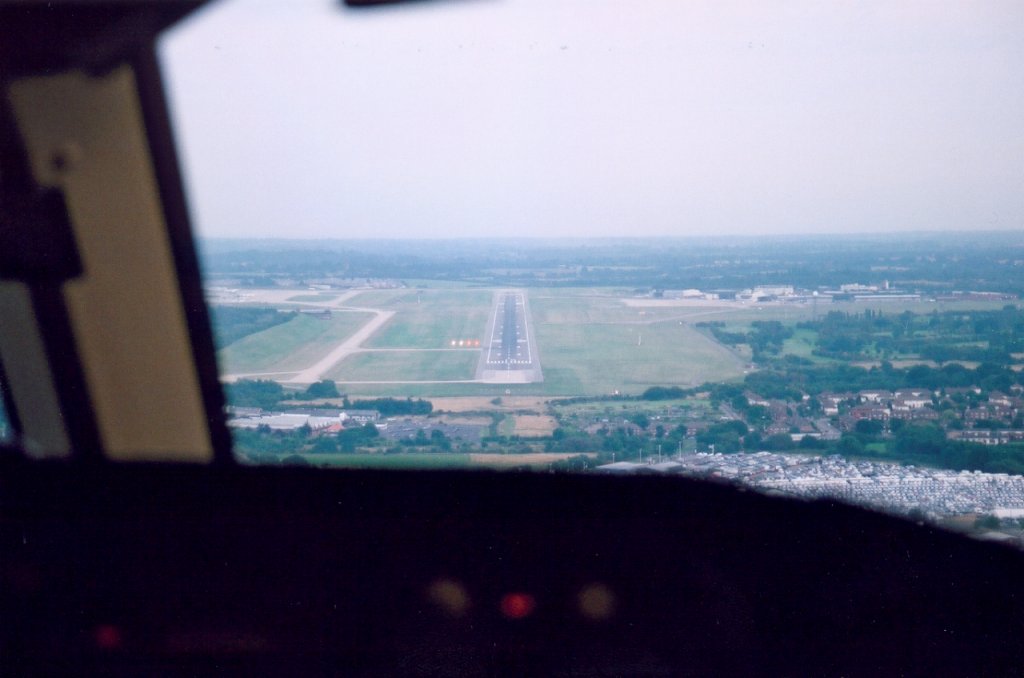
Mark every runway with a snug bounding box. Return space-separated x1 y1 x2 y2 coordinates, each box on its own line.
476 290 543 384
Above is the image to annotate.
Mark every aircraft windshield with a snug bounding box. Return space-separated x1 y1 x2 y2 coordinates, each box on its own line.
159 0 1024 541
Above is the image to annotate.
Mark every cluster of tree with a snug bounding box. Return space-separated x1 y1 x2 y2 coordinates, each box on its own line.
547 424 665 458
210 306 294 349
549 455 594 472
727 394 775 428
747 321 793 360
640 386 689 401
699 322 748 347
227 379 285 410
400 428 452 451
347 397 432 416
736 360 1022 398
234 421 462 458
233 421 387 458
545 428 594 453
225 381 435 417
698 321 793 361
543 393 634 408
798 307 1024 363
834 422 1024 475
232 426 306 457
227 379 341 409
544 423 689 454
310 423 381 454
695 420 749 453
295 380 340 400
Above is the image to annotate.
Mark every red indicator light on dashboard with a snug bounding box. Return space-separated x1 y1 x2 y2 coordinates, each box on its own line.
499 592 536 620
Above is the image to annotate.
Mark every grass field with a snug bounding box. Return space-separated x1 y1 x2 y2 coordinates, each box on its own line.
328 383 551 398
534 291 724 324
780 327 836 363
219 311 373 374
302 452 474 469
358 289 492 349
400 279 481 290
326 350 480 381
346 289 420 308
286 293 339 302
284 288 749 395
532 292 745 395
218 288 1011 397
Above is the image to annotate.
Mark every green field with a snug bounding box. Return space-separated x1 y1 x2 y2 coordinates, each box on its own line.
536 321 744 395
300 452 475 469
530 292 746 395
287 293 339 302
219 311 373 374
347 289 420 308
781 327 825 361
326 350 480 381
322 383 546 398
218 288 1012 396
355 289 492 349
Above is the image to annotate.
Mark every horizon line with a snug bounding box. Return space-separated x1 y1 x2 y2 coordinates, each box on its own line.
199 229 1024 242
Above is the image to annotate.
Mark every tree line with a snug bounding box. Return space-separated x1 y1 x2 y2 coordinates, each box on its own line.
226 379 432 415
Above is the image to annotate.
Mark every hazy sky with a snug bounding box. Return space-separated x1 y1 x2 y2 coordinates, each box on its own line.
160 0 1024 240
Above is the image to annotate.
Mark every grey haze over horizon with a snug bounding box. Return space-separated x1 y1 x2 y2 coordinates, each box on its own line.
161 0 1024 240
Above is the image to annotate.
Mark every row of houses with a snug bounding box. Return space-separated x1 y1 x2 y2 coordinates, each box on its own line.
818 389 936 415
949 430 1024 446
705 383 1024 447
742 392 818 436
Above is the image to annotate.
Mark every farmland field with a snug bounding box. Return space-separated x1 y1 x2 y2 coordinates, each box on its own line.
511 415 559 437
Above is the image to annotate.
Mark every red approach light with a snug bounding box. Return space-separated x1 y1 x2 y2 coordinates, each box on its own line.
94 624 123 650
499 592 536 620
